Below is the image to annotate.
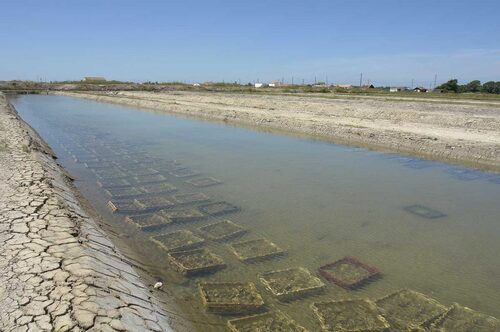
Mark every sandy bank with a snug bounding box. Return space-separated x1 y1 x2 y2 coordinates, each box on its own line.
55 91 500 172
0 93 187 331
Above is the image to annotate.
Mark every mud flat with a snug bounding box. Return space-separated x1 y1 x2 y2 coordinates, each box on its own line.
56 91 500 171
0 93 190 331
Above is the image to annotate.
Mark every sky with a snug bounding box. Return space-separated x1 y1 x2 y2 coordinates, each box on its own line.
0 0 499 86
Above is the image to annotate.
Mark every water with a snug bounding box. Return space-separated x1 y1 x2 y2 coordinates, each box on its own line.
11 95 500 330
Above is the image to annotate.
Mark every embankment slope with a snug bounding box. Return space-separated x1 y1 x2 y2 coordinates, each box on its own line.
0 93 186 331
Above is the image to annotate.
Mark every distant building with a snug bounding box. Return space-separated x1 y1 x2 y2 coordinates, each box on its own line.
390 87 409 92
83 77 106 82
268 80 284 88
413 87 428 93
254 83 264 88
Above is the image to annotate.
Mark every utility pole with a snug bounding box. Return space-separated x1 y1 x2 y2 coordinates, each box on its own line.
292 76 294 85
433 74 437 89
359 73 363 87
411 79 414 89
314 76 317 84
302 79 304 85
326 75 329 86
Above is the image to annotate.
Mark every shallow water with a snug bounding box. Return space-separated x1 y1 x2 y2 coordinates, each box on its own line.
11 95 500 330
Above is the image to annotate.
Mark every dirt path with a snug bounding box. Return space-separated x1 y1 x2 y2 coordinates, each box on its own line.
56 91 500 171
0 93 191 331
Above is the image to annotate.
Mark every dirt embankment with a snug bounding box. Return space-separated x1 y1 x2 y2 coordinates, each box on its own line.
56 91 500 171
0 93 192 331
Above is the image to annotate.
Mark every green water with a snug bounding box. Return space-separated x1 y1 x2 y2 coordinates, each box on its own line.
11 95 500 331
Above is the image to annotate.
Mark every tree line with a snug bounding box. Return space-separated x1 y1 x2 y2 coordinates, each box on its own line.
436 79 500 94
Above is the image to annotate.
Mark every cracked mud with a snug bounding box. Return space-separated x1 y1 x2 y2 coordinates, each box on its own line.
0 93 176 331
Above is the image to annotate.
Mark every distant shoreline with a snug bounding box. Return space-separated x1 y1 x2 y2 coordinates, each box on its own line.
54 90 500 172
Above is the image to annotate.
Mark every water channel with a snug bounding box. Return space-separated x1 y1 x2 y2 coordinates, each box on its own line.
11 95 500 331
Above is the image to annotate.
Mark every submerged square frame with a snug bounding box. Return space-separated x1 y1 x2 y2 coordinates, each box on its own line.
318 256 380 290
169 168 200 178
230 238 284 262
198 282 264 315
259 267 325 301
97 178 132 189
107 199 143 214
134 196 174 211
185 177 222 187
198 201 240 216
404 204 446 219
376 289 447 329
430 303 500 331
132 173 167 185
160 208 205 224
150 229 205 252
125 213 170 231
198 220 247 242
445 167 487 181
139 182 177 195
311 299 390 332
168 248 226 276
123 167 159 177
172 192 210 205
92 167 128 180
104 186 143 199
227 311 309 332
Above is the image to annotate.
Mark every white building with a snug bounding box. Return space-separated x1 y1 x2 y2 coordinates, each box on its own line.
390 87 408 92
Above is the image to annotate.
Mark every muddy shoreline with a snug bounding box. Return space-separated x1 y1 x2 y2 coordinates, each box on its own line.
55 91 500 172
0 93 194 331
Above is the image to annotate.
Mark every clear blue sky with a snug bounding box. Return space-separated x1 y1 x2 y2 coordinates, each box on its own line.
1 0 499 86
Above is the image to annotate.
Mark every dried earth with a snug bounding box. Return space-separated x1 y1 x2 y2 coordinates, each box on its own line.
56 91 500 171
0 93 188 331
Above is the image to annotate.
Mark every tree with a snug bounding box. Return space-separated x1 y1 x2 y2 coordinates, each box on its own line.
482 81 496 93
494 82 500 93
436 79 459 92
464 80 481 92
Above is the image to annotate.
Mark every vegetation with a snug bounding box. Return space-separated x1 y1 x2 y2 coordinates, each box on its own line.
437 79 500 94
2 79 500 102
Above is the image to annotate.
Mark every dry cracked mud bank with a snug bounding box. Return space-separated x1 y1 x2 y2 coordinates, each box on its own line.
56 91 500 172
0 93 181 331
